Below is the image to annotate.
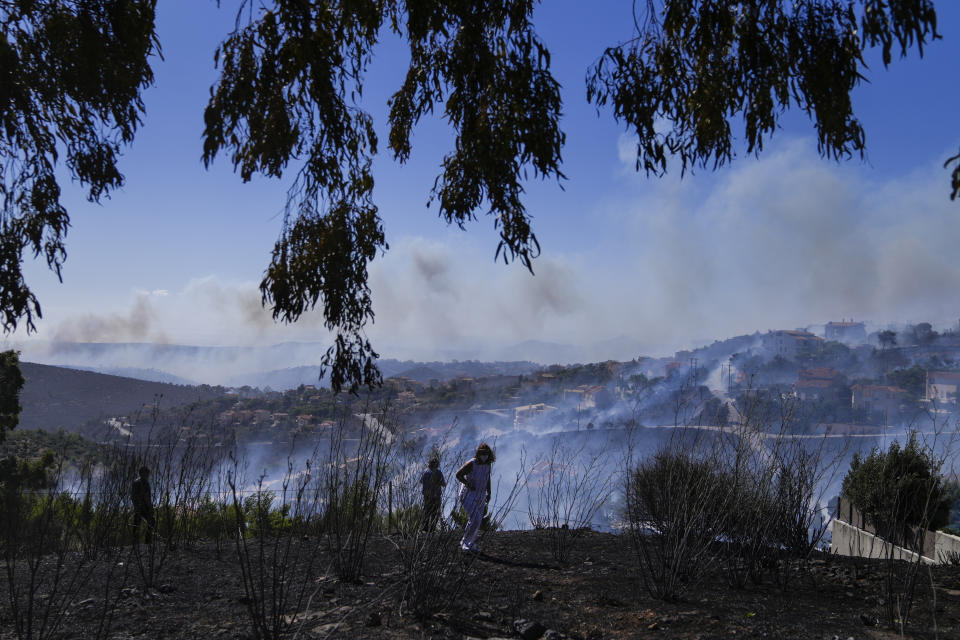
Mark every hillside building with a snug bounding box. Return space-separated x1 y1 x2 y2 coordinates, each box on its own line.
514 403 556 430
825 320 867 344
850 384 906 415
562 384 607 408
761 329 824 359
925 370 960 405
793 367 848 403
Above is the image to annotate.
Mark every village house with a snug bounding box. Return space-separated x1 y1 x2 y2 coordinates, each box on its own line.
519 372 558 394
395 390 418 407
761 329 824 359
218 409 255 426
514 403 557 430
450 375 476 390
925 370 960 405
295 414 313 428
792 367 847 403
850 384 906 416
562 384 607 408
664 361 684 377
471 374 519 393
384 376 421 393
824 320 867 344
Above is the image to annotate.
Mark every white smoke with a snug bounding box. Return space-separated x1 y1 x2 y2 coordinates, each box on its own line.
6 136 958 370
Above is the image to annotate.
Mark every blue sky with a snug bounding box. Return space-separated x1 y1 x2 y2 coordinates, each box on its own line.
7 1 960 364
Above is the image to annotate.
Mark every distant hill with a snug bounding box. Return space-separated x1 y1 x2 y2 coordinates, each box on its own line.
226 365 326 390
65 366 199 385
17 362 227 434
224 359 540 390
381 359 538 382
486 339 656 365
14 341 543 389
394 365 445 383
15 341 332 387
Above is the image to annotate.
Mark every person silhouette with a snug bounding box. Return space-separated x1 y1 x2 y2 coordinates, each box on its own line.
131 466 154 544
420 456 447 532
455 443 494 552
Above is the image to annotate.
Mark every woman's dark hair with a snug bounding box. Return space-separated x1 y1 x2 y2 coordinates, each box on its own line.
475 442 495 463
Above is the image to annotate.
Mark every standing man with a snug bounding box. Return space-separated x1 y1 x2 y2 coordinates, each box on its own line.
131 466 154 544
420 456 447 532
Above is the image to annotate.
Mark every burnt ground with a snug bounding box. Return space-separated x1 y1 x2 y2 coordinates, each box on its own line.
1 530 958 640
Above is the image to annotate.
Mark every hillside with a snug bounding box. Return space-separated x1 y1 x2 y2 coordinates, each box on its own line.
16 362 227 434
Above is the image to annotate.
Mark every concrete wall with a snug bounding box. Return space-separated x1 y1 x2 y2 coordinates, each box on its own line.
831 519 929 563
935 530 960 564
831 518 960 565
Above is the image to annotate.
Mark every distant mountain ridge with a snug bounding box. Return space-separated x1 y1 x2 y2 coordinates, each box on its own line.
13 339 653 387
225 359 540 389
17 362 227 435
64 365 199 386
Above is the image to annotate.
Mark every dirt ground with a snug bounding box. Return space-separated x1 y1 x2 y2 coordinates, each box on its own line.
1 530 958 639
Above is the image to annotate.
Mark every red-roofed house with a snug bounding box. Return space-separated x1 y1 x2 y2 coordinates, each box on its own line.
793 367 847 403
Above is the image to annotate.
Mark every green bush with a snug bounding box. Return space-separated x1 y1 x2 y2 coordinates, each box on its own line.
841 432 950 547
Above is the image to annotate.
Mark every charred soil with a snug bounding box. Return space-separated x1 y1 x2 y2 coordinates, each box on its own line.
1 530 958 639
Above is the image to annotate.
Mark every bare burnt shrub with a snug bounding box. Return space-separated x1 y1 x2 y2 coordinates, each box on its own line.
624 431 731 601
623 387 843 598
384 434 464 618
718 451 780 588
527 436 614 562
190 456 236 559
63 454 133 640
322 401 394 582
227 447 327 640
707 390 846 589
384 431 436 537
714 393 778 587
0 450 129 640
121 420 222 589
393 502 466 619
767 435 844 586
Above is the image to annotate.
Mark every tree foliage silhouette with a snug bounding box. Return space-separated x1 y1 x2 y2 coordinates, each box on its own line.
0 0 159 334
0 350 25 441
0 0 954 392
